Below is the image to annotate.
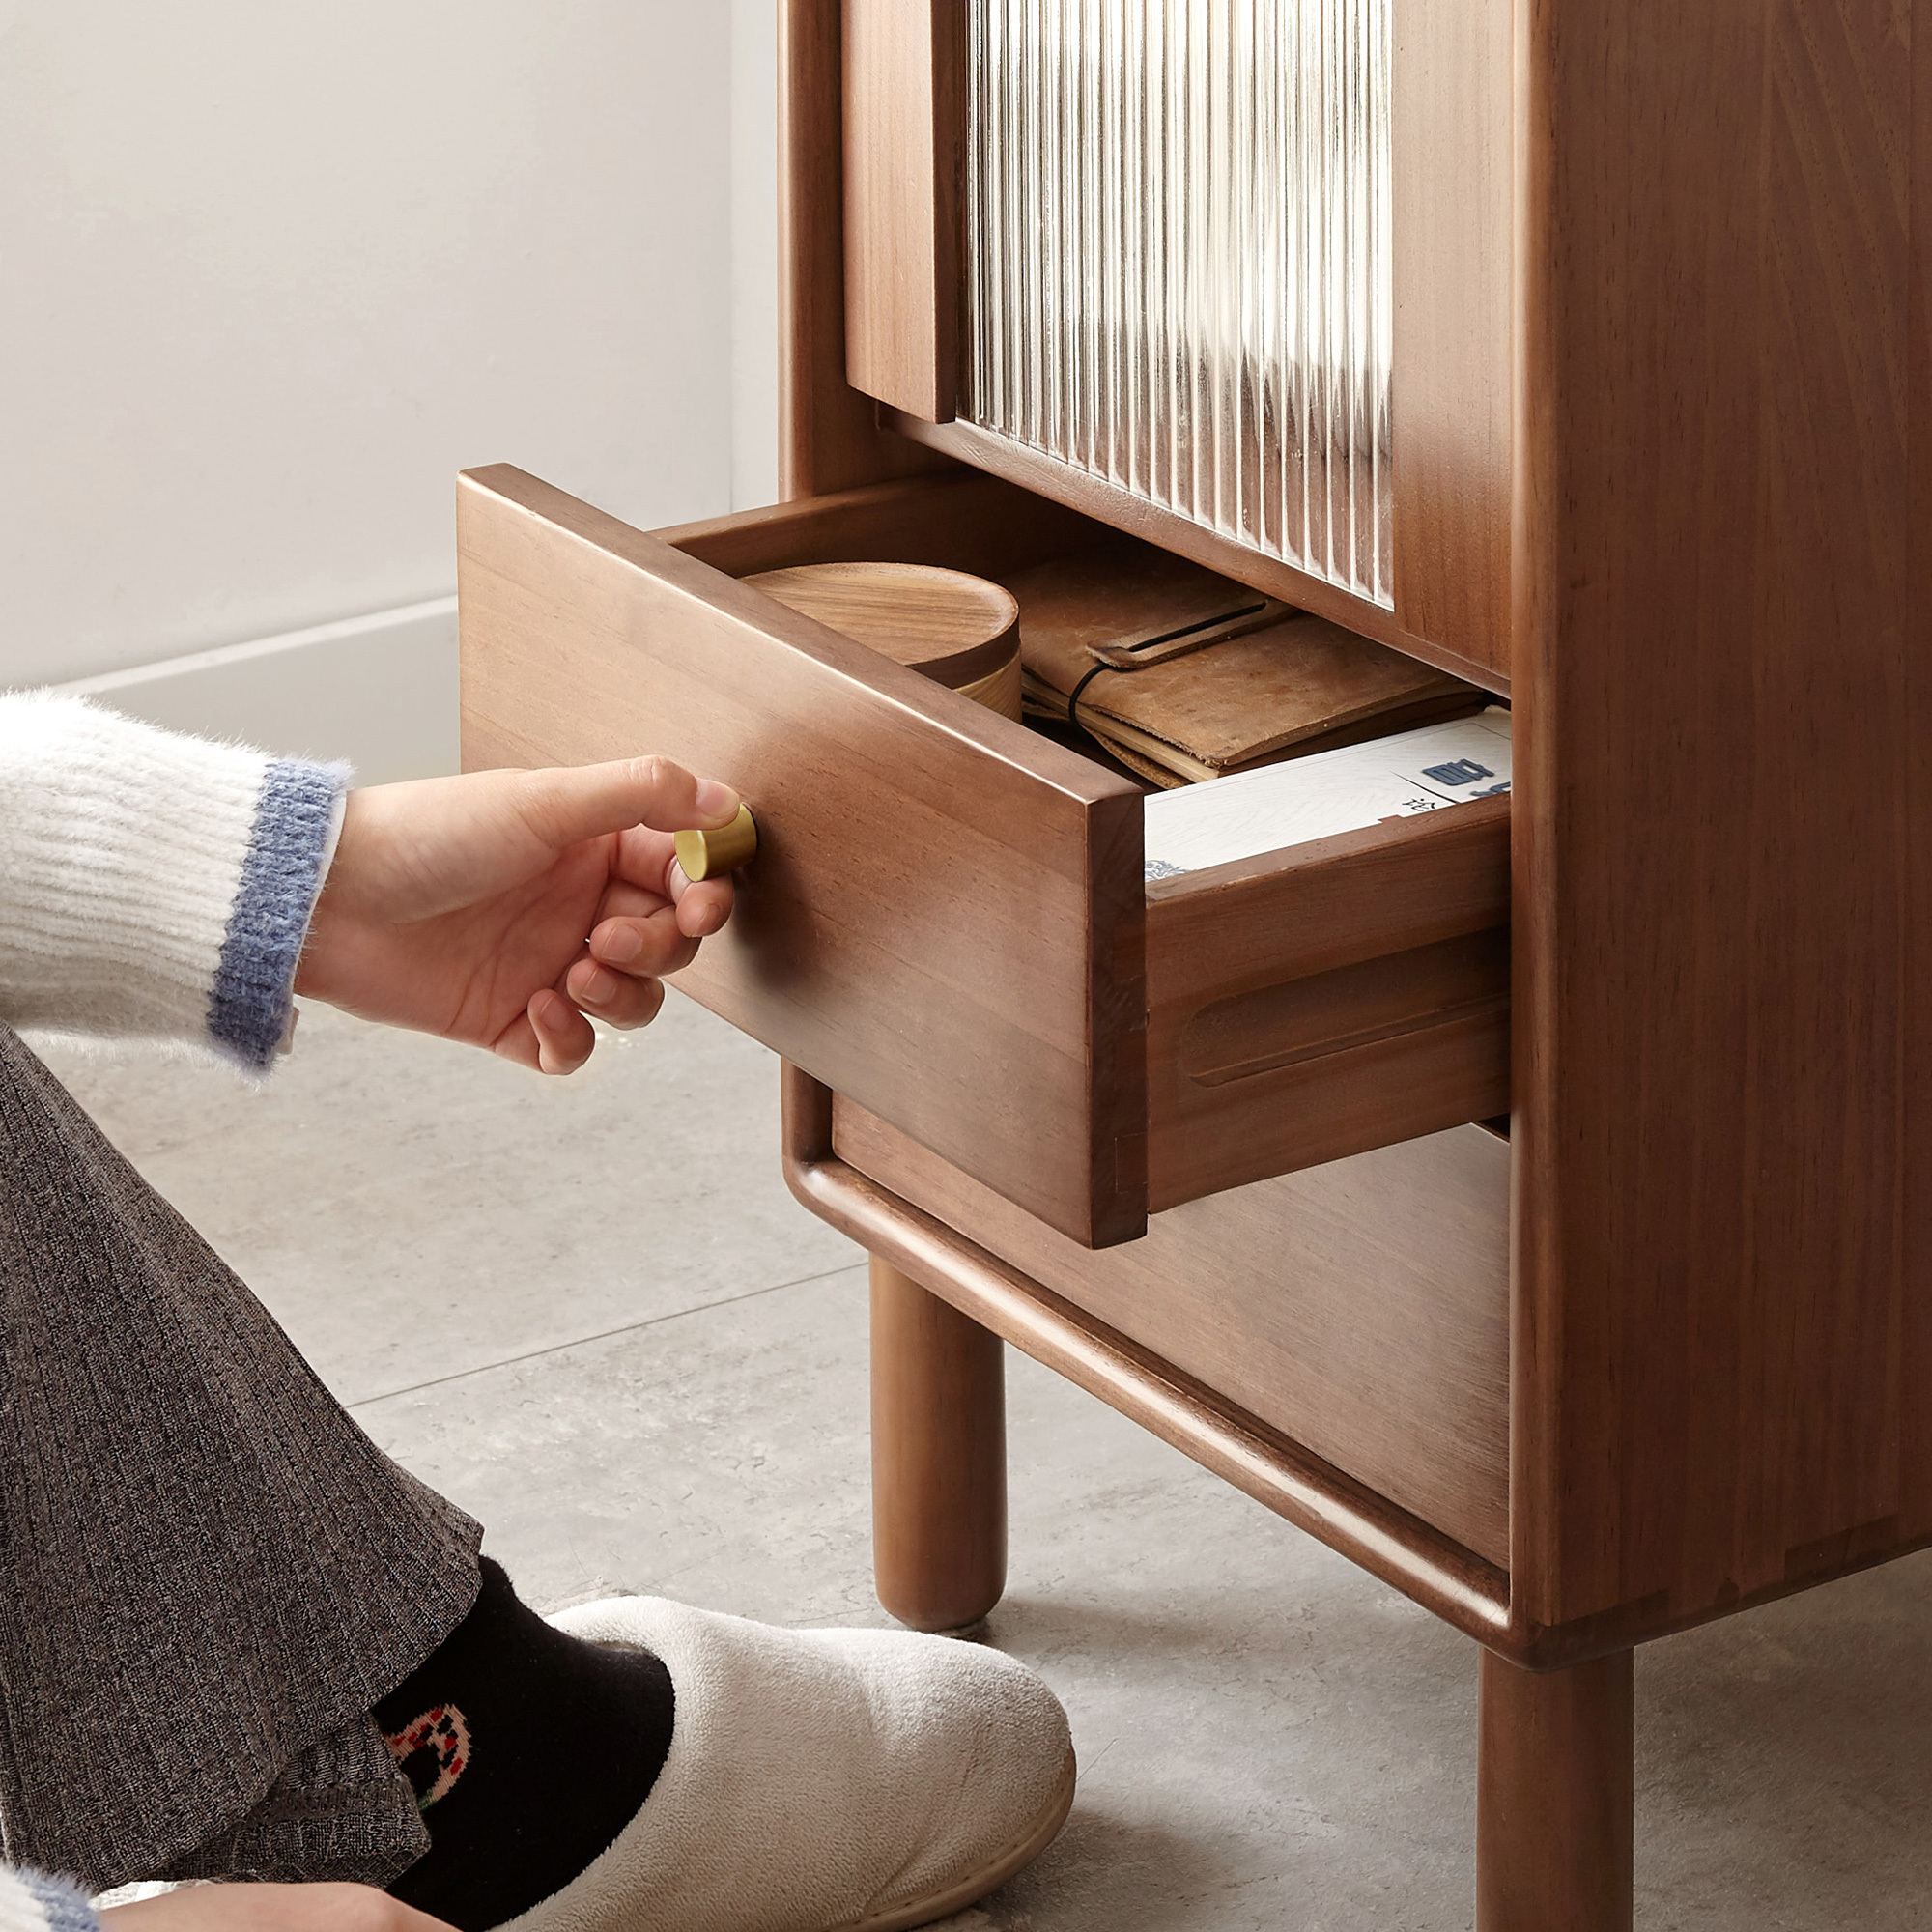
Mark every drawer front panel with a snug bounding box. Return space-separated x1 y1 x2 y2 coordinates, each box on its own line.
457 465 1148 1247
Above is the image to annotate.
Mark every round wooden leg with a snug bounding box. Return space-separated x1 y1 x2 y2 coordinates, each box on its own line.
1477 1647 1634 1931
869 1256 1008 1631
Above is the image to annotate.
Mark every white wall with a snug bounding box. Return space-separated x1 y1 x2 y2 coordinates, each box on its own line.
0 0 781 771
59 599 464 785
730 0 781 514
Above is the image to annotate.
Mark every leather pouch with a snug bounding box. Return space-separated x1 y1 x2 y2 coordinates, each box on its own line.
1005 541 1484 787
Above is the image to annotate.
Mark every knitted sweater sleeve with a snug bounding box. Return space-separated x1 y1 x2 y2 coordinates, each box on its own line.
0 692 349 1072
0 1867 99 1932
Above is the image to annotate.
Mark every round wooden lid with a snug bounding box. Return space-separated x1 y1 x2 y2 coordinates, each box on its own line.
744 561 1020 691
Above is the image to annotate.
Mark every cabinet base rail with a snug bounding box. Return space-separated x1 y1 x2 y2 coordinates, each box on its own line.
781 1064 1512 1646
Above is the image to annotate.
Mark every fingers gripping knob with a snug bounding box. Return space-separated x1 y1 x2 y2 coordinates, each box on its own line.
674 803 758 881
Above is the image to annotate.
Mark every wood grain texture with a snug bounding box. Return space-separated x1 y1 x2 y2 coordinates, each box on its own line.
1512 0 1932 1648
781 1065 1511 1621
781 0 951 496
1179 930 1507 1085
661 468 1105 579
841 0 962 421
1477 1650 1634 1931
832 1094 1512 1567
886 407 1512 697
457 463 1148 1247
1909 0 1932 1571
470 458 1500 1228
871 1256 1009 1630
671 462 1512 1209
1152 989 1509 1210
1391 0 1512 675
1146 796 1511 1208
744 561 1016 683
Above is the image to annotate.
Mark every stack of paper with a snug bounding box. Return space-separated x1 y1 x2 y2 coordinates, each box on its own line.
1142 707 1512 881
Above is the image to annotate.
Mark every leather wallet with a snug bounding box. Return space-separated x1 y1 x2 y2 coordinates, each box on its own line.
1004 541 1483 787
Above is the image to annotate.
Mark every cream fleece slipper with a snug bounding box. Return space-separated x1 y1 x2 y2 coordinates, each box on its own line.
499 1596 1075 1932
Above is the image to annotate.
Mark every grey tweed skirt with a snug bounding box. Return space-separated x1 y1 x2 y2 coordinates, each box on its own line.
0 1024 483 1890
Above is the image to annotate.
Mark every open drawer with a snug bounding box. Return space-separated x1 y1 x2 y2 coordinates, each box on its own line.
458 464 1510 1248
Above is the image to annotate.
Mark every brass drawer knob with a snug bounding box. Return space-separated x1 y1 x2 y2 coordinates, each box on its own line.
675 803 758 881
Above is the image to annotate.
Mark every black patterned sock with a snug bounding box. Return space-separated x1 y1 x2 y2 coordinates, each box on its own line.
374 1556 674 1931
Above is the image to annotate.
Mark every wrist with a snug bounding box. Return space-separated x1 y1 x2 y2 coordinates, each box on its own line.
292 789 360 1004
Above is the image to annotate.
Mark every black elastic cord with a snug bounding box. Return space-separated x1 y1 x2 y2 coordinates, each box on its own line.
1065 660 1117 746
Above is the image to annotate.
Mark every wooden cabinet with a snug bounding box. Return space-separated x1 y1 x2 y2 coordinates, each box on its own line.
460 0 1932 1921
838 0 1513 689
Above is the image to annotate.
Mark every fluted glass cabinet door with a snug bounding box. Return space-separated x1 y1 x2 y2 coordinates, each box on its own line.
962 0 1393 607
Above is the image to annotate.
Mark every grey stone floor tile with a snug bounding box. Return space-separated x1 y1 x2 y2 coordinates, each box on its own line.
355 1268 1932 1929
355 1272 1480 1929
1634 1564 1932 1930
30 992 859 1404
355 1267 880 1624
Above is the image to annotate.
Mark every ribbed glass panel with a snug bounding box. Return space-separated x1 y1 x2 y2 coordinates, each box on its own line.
964 0 1392 607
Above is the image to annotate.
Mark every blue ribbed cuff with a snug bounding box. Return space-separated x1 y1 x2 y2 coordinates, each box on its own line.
17 1872 99 1932
206 757 349 1071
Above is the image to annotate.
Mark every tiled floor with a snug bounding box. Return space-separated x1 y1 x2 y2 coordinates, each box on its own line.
36 996 1932 1928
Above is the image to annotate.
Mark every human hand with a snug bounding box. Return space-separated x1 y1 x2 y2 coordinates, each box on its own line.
100 1883 453 1932
294 757 740 1073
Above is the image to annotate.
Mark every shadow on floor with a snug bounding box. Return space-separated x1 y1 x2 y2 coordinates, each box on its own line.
953 1808 1243 1932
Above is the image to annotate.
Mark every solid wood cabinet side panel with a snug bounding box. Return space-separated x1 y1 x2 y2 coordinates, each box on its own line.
1390 0 1512 675
1513 0 1919 1638
835 1097 1512 1566
1899 0 1932 1551
841 0 960 421
781 0 951 495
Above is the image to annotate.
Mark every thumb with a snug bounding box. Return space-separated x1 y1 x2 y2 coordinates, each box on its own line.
516 756 740 849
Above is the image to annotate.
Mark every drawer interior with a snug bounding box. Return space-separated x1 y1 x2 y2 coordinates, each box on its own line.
459 463 1509 1247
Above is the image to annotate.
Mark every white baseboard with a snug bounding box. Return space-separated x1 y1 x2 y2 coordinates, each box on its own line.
56 598 460 785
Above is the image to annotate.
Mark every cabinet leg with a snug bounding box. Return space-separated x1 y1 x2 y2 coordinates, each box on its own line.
869 1256 1008 1632
1477 1647 1634 1930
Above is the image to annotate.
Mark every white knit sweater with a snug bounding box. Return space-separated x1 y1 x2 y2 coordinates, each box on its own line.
0 692 347 1071
0 1866 98 1932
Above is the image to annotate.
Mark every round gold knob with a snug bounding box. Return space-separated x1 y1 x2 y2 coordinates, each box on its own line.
674 803 758 881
